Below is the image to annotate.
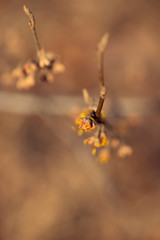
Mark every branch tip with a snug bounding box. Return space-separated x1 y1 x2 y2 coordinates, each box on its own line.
23 5 30 15
23 5 35 29
95 33 109 118
23 5 41 54
97 33 109 53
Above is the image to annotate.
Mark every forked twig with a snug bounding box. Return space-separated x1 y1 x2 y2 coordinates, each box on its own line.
95 33 109 118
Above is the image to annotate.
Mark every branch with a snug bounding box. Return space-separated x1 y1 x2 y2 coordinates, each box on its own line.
95 33 109 118
23 5 41 55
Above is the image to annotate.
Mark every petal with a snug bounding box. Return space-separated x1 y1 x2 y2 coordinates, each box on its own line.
78 129 83 136
98 150 111 163
84 139 88 144
92 147 97 155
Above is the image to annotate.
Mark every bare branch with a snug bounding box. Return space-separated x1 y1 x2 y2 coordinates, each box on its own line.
97 33 109 54
23 5 41 55
96 33 109 118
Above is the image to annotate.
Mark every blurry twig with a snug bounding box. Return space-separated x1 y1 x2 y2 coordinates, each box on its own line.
23 5 41 55
1 5 65 90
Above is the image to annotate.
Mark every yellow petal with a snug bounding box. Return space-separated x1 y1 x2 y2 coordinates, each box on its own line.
72 126 80 131
101 137 109 146
78 129 83 136
98 149 111 163
92 148 96 155
79 109 90 118
100 110 106 122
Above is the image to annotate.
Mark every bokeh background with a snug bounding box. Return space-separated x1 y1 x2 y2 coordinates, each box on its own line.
0 0 160 239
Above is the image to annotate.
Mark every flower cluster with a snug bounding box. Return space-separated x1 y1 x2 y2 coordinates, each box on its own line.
84 127 109 155
73 89 133 162
1 50 65 90
73 102 110 155
1 5 65 90
73 109 96 135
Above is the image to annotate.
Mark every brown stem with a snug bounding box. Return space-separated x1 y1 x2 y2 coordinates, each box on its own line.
95 33 109 118
96 85 106 118
23 5 41 55
98 51 104 86
96 95 105 118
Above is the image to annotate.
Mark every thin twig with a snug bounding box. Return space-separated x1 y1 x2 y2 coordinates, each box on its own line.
23 5 41 55
95 33 109 118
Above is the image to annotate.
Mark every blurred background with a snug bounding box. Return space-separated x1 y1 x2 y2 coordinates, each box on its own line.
0 0 160 239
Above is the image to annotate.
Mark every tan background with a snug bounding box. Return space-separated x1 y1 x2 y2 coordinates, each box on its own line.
0 0 160 239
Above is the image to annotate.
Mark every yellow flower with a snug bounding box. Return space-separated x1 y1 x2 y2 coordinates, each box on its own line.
100 133 109 146
73 109 96 133
97 149 111 163
84 132 109 155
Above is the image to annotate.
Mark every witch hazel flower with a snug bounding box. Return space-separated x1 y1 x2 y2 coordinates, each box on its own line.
84 125 109 155
72 33 109 153
73 109 96 135
1 5 65 90
73 33 133 160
